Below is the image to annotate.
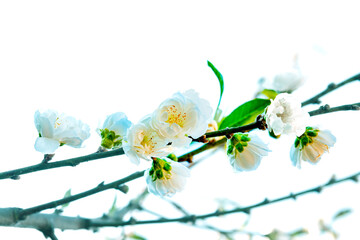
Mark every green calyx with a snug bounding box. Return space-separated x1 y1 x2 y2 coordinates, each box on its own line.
100 128 122 149
149 157 172 182
227 133 251 155
294 127 319 150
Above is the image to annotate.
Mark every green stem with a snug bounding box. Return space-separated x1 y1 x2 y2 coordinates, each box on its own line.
302 73 360 107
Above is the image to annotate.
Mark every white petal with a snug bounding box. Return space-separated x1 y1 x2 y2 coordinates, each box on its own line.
290 145 301 168
34 137 60 154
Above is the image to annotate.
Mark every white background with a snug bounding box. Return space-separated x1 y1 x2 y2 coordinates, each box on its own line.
0 1 360 239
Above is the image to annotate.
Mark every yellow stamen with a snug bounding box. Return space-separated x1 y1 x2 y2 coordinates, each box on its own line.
165 105 187 127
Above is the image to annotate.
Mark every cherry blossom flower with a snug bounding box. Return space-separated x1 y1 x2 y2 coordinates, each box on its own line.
98 112 132 149
226 132 270 171
34 110 90 154
145 157 190 197
123 116 172 165
290 127 336 168
150 89 213 148
265 93 309 137
260 68 304 93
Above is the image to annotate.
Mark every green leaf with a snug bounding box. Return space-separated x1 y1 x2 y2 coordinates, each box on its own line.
207 60 224 122
219 99 271 130
61 189 72 208
332 208 352 221
260 89 278 100
126 233 147 240
289 228 308 237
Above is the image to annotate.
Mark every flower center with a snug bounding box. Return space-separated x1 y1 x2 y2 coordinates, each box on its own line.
149 157 172 181
54 117 62 128
165 105 187 128
140 133 157 154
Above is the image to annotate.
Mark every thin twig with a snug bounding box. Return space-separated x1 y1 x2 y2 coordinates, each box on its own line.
90 172 359 227
309 103 360 117
0 172 358 231
0 148 124 180
302 73 360 106
17 171 144 220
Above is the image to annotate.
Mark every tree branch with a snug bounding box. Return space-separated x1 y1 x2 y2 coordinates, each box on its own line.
302 73 360 106
0 148 124 180
16 171 144 221
0 172 358 232
309 103 360 117
90 172 359 227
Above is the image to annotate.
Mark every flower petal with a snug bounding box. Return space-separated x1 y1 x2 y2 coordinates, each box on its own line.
34 137 60 154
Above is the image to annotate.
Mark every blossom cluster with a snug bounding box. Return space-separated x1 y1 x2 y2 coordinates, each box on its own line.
33 82 337 197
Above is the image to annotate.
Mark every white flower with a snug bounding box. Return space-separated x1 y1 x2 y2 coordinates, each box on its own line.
123 116 172 165
265 93 309 137
290 127 336 168
261 69 304 93
226 132 270 171
34 110 90 154
150 89 213 148
98 112 132 149
145 157 190 197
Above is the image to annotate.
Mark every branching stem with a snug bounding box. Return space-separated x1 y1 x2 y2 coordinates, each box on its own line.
302 73 360 106
91 172 359 227
309 103 360 116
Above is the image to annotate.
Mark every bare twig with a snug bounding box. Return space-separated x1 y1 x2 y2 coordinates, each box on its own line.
16 171 144 221
309 103 360 117
0 148 124 180
302 73 360 106
90 172 359 227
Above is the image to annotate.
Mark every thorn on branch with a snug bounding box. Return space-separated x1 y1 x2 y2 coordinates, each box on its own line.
38 226 58 240
350 175 359 182
97 181 105 187
327 175 337 185
10 175 20 180
262 198 270 204
129 217 137 225
242 208 251 215
315 186 323 193
289 193 297 200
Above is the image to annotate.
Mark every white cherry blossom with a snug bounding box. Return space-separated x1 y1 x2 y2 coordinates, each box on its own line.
145 157 190 197
123 116 172 165
290 127 336 168
265 93 309 137
150 89 212 148
227 132 270 172
98 112 132 149
34 110 90 154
